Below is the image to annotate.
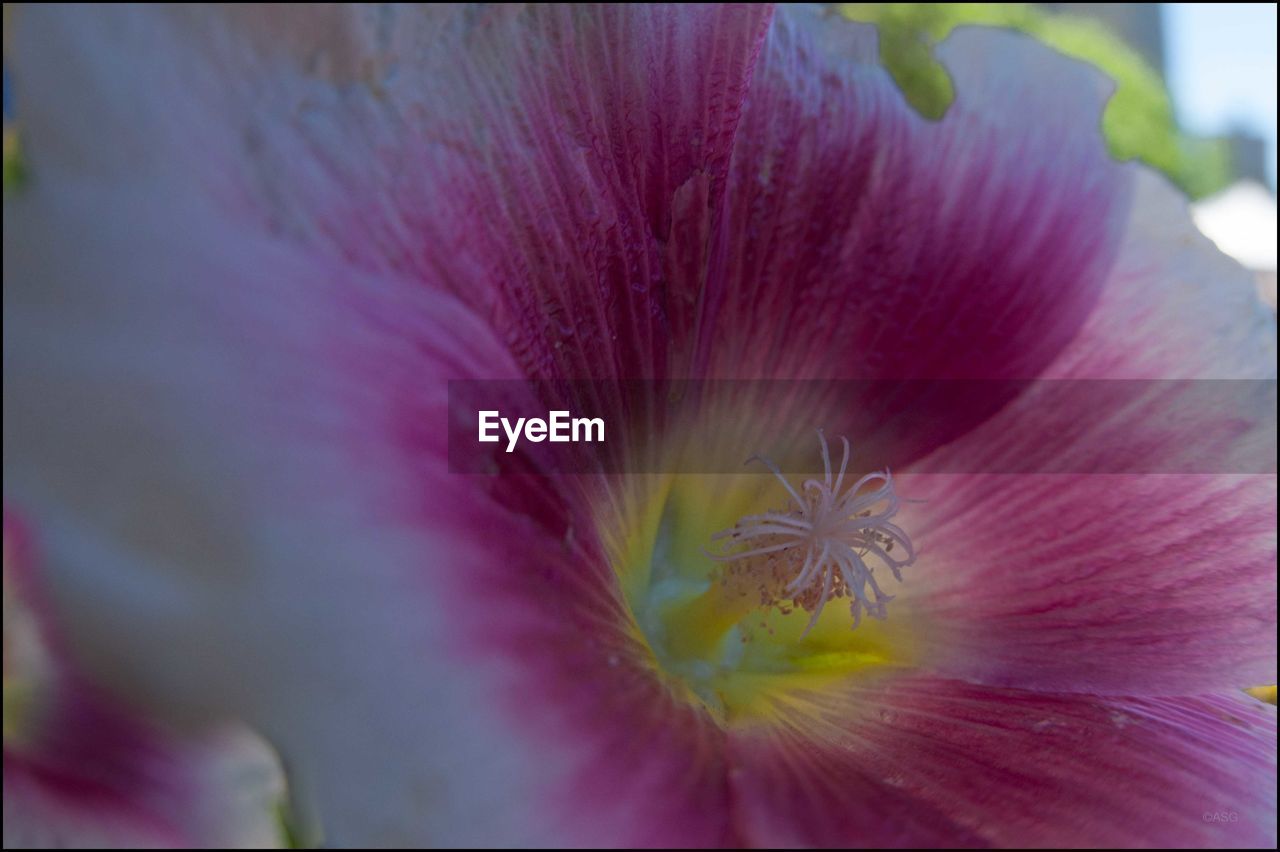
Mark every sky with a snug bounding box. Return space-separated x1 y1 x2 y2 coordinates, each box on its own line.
1164 3 1278 189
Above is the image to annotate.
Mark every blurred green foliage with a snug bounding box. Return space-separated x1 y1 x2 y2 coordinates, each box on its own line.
3 126 27 195
841 3 1232 199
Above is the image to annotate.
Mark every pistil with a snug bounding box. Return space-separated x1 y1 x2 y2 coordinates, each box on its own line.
705 431 915 638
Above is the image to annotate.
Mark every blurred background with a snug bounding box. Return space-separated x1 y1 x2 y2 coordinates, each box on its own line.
4 3 1278 305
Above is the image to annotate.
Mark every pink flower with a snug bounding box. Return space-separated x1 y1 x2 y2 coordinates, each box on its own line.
3 512 284 847
3 4 1275 847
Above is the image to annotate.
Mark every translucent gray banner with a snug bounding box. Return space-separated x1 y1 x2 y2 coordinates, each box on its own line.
447 380 1277 475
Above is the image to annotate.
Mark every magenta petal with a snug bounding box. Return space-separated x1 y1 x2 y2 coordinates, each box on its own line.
426 12 1134 464
709 17 1129 383
3 763 185 848
428 11 1135 465
3 512 282 848
667 14 1135 467
422 469 735 844
290 4 778 385
730 676 1277 848
898 471 1277 694
12 6 1129 463
893 169 1277 695
729 724 987 848
8 6 760 840
440 5 777 384
4 726 280 849
7 5 1277 846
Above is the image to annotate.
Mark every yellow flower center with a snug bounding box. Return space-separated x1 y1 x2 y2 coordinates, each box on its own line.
606 432 922 724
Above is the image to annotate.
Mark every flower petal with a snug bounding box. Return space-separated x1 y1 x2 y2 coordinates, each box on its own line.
682 15 1136 466
3 166 578 843
2 6 768 839
893 169 1277 695
414 4 778 392
4 731 284 849
9 5 1135 472
713 16 1129 381
9 4 1276 846
4 512 284 848
1036 168 1277 382
900 471 1276 694
730 675 1277 848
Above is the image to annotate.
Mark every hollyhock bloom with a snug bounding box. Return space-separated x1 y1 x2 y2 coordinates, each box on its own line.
2 3 1276 848
3 512 285 847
